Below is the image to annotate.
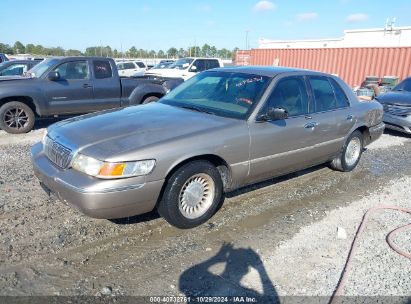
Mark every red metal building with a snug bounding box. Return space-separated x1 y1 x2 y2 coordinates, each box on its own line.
235 47 411 87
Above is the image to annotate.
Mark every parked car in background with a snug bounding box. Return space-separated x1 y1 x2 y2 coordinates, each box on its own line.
151 60 175 69
31 67 384 229
145 57 223 80
0 60 40 76
0 57 183 133
0 53 9 63
117 60 147 77
375 76 411 134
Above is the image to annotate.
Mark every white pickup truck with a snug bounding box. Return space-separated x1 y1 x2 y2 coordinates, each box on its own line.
144 57 223 81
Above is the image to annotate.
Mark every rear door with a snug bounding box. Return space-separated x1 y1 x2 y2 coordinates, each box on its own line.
90 59 121 110
306 76 355 161
248 76 319 182
43 59 94 114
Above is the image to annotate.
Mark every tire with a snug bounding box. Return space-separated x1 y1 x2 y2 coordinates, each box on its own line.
157 161 223 229
0 101 35 134
142 96 159 104
330 130 363 172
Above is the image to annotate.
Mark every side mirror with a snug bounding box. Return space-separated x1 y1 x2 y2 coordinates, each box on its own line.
189 65 197 72
258 107 288 121
47 71 60 81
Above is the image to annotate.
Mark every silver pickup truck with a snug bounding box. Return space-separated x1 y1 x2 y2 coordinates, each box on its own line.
31 67 384 229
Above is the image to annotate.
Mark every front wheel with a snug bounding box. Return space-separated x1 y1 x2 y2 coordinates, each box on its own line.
330 130 363 172
157 161 223 229
0 101 35 134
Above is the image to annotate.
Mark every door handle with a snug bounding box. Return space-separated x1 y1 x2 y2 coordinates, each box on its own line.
304 122 318 129
346 114 353 121
82 84 92 88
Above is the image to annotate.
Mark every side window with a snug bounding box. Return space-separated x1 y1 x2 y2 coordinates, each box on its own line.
124 62 136 70
329 78 349 108
136 62 146 68
94 60 112 79
117 63 124 70
54 61 89 80
206 59 220 70
193 60 206 72
1 64 28 76
266 77 309 117
396 78 411 92
309 77 338 112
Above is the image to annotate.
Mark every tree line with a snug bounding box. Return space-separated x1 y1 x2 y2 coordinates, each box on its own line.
0 41 238 59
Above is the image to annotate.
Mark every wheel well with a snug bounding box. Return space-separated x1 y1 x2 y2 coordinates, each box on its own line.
142 93 163 103
165 155 232 192
0 96 37 116
356 126 371 145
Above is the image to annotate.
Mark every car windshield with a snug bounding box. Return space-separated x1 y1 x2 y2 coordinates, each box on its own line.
168 58 194 70
152 62 173 69
159 71 271 119
28 58 59 77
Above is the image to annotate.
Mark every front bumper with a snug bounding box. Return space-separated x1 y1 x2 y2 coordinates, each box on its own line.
31 143 164 219
383 113 411 134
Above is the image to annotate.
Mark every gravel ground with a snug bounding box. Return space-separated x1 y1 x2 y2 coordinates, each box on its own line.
0 125 410 302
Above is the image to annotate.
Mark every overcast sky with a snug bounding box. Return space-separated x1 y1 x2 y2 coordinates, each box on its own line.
2 0 411 51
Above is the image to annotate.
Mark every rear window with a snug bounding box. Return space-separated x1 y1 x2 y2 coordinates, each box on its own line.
136 62 146 68
93 60 112 79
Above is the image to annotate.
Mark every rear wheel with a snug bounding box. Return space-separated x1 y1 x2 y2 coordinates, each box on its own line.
157 161 223 229
330 130 363 172
142 96 159 104
0 101 35 134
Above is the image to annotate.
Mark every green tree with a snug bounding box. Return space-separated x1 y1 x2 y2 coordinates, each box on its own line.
157 50 165 58
201 43 211 57
178 48 187 58
167 47 178 58
66 49 83 56
25 43 35 54
0 43 14 54
13 41 25 54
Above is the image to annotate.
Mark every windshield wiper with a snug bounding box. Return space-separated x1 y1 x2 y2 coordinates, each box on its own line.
181 105 216 115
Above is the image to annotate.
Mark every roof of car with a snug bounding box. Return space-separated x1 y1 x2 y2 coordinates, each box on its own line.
1 60 35 65
211 65 326 77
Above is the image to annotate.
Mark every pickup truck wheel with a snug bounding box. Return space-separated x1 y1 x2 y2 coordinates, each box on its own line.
157 161 223 229
0 101 35 134
142 96 159 104
330 130 363 172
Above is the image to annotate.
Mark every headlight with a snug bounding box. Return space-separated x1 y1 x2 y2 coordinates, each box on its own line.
71 153 155 179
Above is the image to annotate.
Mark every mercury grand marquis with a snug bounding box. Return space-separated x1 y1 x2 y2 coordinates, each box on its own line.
31 67 385 228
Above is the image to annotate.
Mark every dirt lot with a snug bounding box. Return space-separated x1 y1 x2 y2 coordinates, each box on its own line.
0 123 410 302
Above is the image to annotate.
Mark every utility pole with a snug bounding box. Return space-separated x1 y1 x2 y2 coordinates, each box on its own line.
245 30 250 50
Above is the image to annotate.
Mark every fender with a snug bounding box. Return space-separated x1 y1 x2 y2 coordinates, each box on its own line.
128 77 184 105
0 79 45 115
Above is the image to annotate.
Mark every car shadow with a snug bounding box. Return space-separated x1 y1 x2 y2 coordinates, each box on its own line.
225 163 328 199
32 116 70 130
179 242 279 302
384 128 411 139
109 209 160 225
110 164 328 226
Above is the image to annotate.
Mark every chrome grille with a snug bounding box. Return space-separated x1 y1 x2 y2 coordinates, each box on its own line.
383 104 411 117
44 136 73 168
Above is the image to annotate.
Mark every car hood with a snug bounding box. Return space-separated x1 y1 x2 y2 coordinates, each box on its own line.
376 91 411 106
48 103 240 161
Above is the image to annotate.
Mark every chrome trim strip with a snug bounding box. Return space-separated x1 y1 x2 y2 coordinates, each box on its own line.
250 137 344 164
54 178 144 194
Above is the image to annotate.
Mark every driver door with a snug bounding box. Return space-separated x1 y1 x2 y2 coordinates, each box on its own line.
43 60 94 114
247 76 318 183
